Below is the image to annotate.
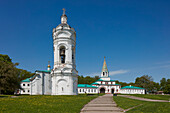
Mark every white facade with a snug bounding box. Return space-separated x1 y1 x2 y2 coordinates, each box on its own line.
20 82 30 94
120 85 145 94
51 9 78 95
78 87 98 94
30 70 51 95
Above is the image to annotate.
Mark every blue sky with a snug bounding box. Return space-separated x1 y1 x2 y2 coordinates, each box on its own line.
0 0 170 83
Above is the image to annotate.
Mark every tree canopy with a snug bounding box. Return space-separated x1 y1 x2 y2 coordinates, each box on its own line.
0 54 34 94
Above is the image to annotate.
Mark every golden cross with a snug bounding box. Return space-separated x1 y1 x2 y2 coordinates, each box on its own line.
62 8 66 15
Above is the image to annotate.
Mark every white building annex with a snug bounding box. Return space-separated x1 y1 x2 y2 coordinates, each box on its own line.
20 9 145 95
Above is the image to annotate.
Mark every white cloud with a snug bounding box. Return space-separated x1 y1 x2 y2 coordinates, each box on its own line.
87 69 129 76
109 70 129 76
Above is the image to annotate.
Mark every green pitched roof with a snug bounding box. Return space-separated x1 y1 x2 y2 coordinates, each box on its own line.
96 79 116 82
91 82 99 85
121 86 145 89
78 84 98 88
35 70 51 73
96 79 104 81
21 76 33 82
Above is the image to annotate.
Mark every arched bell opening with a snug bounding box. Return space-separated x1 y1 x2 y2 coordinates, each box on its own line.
60 46 66 64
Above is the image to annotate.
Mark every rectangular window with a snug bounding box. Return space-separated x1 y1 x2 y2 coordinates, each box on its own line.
23 84 25 86
91 89 93 92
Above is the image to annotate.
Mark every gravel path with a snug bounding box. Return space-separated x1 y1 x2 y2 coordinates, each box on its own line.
118 95 169 102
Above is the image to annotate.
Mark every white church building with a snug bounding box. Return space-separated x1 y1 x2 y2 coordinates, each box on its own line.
20 9 145 95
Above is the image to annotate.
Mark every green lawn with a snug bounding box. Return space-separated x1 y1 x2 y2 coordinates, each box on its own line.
113 96 170 113
127 94 170 101
0 94 98 113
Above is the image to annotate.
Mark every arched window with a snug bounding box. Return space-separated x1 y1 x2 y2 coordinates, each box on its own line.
106 72 107 76
103 72 105 76
60 46 66 63
62 87 64 92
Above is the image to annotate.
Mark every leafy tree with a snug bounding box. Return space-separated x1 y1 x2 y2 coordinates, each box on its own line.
78 75 100 84
153 82 160 92
160 78 170 94
0 60 20 94
164 79 170 94
0 54 12 63
135 75 154 92
17 69 34 81
0 54 33 94
160 78 166 91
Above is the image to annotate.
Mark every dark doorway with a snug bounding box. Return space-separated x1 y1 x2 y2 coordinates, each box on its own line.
111 89 114 94
100 88 105 93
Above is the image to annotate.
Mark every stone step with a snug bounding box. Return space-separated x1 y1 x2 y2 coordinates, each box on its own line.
85 104 117 107
80 111 123 113
92 101 113 103
89 102 114 104
82 107 122 111
81 110 123 113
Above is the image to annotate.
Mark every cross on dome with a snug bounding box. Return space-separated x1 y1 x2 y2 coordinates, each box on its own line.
61 8 67 24
62 8 66 15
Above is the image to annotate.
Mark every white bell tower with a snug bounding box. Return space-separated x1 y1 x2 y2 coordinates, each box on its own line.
51 8 78 95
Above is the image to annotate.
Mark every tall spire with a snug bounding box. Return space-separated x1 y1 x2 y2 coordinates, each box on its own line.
101 56 109 77
102 56 108 72
61 8 67 24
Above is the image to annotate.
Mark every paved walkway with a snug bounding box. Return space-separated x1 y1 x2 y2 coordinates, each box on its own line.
80 94 123 113
118 95 169 102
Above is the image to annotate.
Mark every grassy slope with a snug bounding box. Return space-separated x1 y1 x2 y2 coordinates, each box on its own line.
113 96 170 113
0 95 98 113
128 94 170 101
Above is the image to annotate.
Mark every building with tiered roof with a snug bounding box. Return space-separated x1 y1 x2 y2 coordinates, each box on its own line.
78 57 121 94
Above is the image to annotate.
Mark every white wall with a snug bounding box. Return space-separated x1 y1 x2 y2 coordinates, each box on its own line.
78 88 98 94
20 82 30 94
120 89 145 94
30 72 52 95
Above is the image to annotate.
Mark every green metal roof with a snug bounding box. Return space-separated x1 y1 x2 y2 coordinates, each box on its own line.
21 76 33 82
91 82 99 85
78 84 98 88
35 70 51 73
121 86 145 89
115 84 121 86
96 79 116 82
96 79 104 81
